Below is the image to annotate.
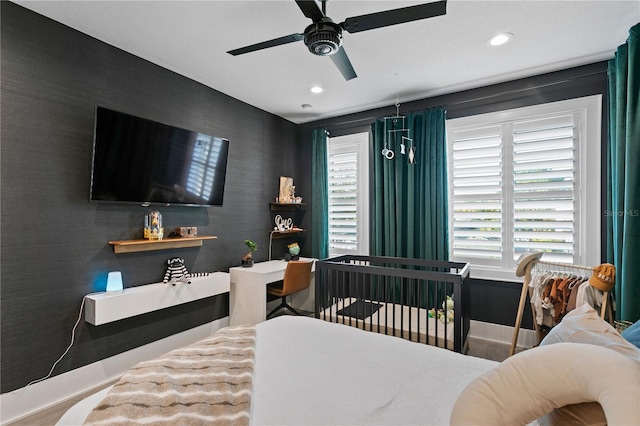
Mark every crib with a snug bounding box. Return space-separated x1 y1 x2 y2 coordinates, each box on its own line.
315 255 471 352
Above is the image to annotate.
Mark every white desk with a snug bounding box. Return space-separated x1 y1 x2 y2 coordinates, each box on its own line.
229 258 316 326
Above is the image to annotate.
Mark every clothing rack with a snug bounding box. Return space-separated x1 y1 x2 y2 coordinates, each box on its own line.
509 253 612 356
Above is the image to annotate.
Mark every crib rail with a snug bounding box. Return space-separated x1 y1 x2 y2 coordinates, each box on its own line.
315 255 470 352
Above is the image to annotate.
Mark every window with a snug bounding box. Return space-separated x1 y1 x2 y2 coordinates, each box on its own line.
327 132 370 256
446 96 601 281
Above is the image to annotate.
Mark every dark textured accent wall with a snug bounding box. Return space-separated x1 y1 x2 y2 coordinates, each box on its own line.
1 2 297 393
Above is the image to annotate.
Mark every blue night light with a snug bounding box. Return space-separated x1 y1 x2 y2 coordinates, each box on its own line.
106 271 124 293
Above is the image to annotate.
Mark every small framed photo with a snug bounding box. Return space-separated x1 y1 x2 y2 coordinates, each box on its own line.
279 176 294 203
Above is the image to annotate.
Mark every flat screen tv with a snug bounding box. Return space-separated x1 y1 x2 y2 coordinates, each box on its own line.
90 106 229 207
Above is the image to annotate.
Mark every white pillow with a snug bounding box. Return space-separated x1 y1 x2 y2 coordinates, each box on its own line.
450 342 640 426
535 304 640 424
540 303 640 361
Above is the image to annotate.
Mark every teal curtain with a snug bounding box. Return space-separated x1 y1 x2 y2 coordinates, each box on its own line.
371 107 448 260
311 128 329 259
607 23 640 322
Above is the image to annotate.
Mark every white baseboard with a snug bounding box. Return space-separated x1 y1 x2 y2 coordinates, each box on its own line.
0 317 229 425
469 320 536 348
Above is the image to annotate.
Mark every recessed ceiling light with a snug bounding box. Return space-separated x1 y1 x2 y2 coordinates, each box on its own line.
310 86 323 94
487 32 513 46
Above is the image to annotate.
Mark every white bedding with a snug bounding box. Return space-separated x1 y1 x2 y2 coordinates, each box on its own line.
57 316 498 425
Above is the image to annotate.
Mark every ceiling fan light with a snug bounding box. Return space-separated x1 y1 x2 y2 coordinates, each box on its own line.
304 21 343 56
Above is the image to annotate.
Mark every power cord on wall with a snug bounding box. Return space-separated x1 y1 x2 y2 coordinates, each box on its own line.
21 294 92 390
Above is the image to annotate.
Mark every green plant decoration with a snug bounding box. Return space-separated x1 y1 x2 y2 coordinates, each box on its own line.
243 239 257 262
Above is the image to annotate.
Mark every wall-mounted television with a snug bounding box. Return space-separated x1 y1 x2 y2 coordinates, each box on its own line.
90 106 229 207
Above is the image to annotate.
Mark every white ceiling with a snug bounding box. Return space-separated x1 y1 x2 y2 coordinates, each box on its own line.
14 0 640 124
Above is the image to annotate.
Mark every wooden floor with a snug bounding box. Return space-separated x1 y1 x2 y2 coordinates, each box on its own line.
8 323 522 425
8 381 116 426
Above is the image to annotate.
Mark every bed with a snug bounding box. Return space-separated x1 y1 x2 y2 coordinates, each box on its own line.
58 305 640 426
58 315 496 425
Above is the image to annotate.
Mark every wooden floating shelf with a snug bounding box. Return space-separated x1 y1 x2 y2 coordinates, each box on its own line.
270 202 306 210
109 236 218 254
271 229 305 239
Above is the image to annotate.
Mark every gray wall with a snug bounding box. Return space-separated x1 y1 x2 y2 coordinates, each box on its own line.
1 2 297 393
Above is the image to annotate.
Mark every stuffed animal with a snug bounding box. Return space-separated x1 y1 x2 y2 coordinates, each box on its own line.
163 258 190 285
163 258 209 285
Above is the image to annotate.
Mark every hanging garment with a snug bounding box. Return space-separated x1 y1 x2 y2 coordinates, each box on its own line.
565 277 585 313
530 270 550 326
582 285 605 313
540 278 556 328
574 281 591 309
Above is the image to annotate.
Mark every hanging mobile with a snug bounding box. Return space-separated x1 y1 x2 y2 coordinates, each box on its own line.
404 136 416 164
382 113 396 159
382 74 412 161
384 106 405 160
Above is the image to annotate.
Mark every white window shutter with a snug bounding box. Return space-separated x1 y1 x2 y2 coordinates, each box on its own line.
450 125 503 262
447 95 600 280
512 114 576 264
328 149 359 251
327 132 370 256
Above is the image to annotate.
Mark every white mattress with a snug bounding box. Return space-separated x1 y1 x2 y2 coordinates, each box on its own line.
57 316 498 425
318 297 456 348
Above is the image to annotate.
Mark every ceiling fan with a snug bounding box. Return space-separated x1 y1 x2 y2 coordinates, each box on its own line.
227 0 447 81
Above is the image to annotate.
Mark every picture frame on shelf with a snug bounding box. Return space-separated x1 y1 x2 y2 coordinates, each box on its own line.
279 176 294 204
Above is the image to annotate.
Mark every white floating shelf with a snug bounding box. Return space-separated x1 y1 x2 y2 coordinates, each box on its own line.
85 272 230 325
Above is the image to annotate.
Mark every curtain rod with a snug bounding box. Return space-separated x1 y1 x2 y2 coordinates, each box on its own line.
304 64 607 130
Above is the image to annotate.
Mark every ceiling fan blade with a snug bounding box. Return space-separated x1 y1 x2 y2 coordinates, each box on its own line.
227 33 305 56
339 0 447 34
330 47 357 81
295 0 325 22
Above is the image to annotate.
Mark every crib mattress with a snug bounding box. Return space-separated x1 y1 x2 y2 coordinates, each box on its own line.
318 297 456 348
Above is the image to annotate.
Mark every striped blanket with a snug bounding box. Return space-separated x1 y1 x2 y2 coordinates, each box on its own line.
84 325 256 425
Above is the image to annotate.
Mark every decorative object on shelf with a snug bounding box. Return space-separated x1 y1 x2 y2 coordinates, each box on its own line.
242 239 257 267
106 271 124 294
144 211 164 240
274 214 293 231
288 242 300 260
268 201 307 260
175 226 198 238
278 176 295 203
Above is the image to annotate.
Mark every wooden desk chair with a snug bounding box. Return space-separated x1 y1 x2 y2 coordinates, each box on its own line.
266 260 313 319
